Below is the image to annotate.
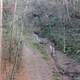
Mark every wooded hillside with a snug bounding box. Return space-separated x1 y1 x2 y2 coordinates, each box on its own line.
3 0 80 62
23 0 80 62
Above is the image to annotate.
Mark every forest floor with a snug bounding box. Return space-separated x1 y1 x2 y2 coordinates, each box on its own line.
0 32 80 80
22 43 80 80
25 33 80 80
22 44 53 80
16 33 80 80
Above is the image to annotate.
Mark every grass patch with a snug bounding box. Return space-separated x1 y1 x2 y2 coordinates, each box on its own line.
52 73 60 80
31 43 49 61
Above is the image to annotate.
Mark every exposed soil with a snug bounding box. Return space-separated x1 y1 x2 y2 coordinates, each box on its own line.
22 45 53 80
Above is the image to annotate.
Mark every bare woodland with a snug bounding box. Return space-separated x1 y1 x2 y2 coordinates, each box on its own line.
0 0 80 80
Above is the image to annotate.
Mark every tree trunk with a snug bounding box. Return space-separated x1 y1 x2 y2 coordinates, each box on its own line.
2 0 23 80
0 0 2 80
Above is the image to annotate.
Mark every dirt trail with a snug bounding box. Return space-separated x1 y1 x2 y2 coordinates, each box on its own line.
22 45 53 80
